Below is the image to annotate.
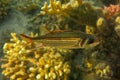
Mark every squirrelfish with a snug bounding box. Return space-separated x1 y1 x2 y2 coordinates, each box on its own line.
20 30 97 49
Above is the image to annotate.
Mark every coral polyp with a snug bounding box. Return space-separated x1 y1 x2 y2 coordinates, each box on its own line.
103 4 120 19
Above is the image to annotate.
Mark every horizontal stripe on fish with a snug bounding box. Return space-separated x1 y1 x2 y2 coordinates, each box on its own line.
20 31 94 49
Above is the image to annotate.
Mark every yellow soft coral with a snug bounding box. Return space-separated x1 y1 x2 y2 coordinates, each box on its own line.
86 25 95 34
1 33 72 80
95 62 113 78
115 16 120 24
41 0 82 15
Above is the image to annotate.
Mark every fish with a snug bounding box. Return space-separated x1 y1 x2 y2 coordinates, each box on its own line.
20 30 97 49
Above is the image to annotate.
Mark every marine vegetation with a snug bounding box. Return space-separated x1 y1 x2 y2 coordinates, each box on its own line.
0 0 11 21
1 0 120 80
12 0 42 14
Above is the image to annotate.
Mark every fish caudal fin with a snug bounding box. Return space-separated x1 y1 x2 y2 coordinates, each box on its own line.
20 34 33 43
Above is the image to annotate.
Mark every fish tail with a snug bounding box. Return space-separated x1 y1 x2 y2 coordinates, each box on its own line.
20 34 33 43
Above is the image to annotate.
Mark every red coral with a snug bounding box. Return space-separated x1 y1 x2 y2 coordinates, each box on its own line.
104 4 120 19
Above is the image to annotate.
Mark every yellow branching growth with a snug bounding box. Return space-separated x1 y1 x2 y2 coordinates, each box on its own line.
41 0 82 14
1 33 72 80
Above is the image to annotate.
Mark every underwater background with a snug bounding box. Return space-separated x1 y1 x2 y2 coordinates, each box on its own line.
0 0 120 80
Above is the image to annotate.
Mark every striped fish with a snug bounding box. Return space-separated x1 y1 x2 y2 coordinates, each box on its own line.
20 30 98 49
